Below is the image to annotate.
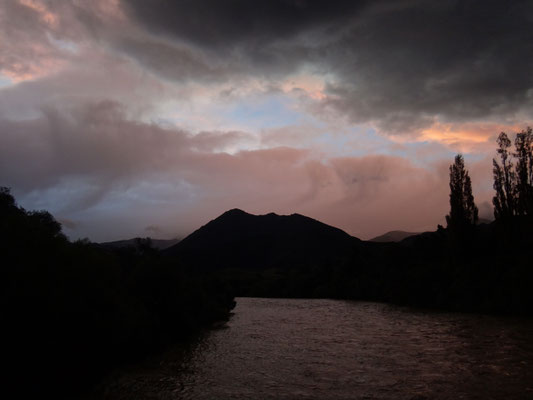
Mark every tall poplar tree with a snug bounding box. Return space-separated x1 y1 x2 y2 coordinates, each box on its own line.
446 154 478 230
492 132 516 219
514 127 533 216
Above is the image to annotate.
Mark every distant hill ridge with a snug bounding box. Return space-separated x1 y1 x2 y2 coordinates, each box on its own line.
369 230 421 243
101 237 180 250
52 205 533 314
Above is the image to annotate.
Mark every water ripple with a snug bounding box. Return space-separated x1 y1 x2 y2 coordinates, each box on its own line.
94 298 533 400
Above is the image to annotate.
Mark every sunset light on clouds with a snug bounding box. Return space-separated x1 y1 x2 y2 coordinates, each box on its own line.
1 0 532 241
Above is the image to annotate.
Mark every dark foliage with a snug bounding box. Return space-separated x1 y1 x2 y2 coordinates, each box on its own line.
514 127 533 216
492 128 533 219
0 188 235 399
446 154 478 230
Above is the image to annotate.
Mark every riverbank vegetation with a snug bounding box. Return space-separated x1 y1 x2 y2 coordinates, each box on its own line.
1 187 235 398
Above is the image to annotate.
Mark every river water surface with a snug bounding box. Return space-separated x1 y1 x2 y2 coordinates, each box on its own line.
96 298 533 399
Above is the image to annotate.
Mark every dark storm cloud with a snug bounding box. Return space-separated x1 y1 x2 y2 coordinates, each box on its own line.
117 37 227 83
122 0 533 133
122 0 365 50
119 0 365 80
9 0 530 133
320 0 533 132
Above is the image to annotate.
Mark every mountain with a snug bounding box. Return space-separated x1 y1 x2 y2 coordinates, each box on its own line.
164 208 361 270
161 208 533 314
100 237 180 250
369 230 421 242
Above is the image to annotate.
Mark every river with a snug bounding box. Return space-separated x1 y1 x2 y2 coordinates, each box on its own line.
94 298 533 399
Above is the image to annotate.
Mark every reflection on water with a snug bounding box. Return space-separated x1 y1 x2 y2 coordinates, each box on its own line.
95 298 533 399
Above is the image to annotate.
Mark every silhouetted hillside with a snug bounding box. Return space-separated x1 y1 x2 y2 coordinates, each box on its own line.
163 208 532 314
165 208 361 270
1 187 234 399
369 230 421 242
101 237 180 250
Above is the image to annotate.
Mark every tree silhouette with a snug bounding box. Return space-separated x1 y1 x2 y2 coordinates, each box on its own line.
1 186 236 398
514 127 533 216
493 132 516 219
492 128 533 219
0 186 15 209
446 154 478 230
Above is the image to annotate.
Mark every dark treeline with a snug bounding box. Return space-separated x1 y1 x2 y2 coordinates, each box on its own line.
0 187 235 399
182 215 532 315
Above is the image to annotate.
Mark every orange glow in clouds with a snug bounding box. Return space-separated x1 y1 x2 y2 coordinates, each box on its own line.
18 0 59 27
281 74 327 100
420 122 527 152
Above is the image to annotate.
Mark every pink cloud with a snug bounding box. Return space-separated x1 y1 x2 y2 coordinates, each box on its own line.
3 100 484 240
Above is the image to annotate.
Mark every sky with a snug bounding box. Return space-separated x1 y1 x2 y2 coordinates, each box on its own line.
1 0 532 241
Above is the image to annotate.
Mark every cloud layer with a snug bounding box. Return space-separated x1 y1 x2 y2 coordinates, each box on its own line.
0 99 490 240
122 0 533 133
0 0 528 240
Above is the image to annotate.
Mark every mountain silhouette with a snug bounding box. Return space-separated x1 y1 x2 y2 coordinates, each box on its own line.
160 208 533 314
164 209 361 270
369 230 421 242
100 237 180 250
